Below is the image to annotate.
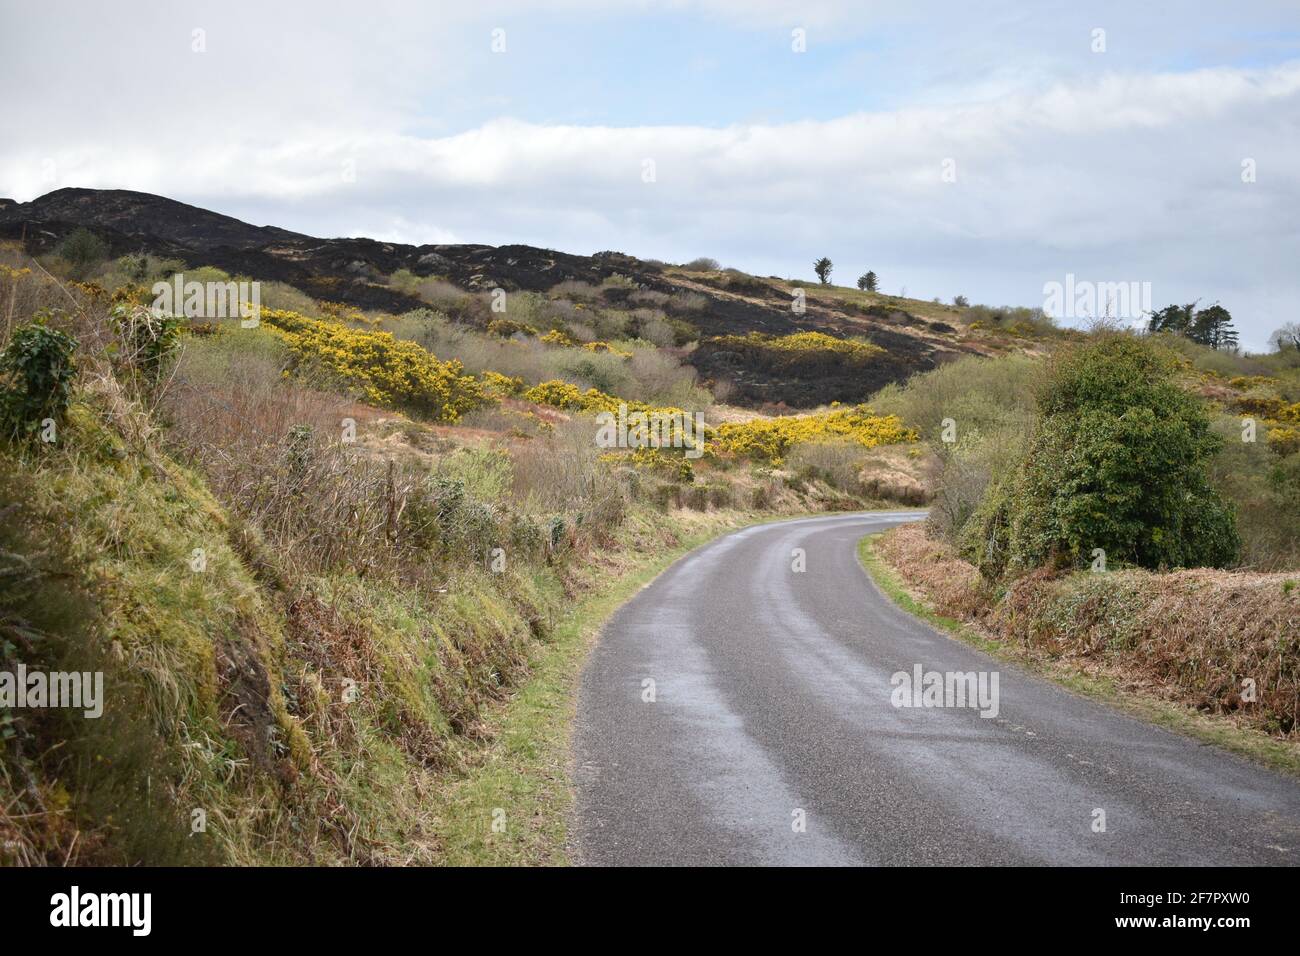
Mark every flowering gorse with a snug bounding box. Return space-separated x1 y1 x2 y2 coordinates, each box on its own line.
261 308 487 422
714 406 915 463
708 330 883 361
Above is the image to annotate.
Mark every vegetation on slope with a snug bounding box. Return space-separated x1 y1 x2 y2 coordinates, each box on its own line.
873 525 1299 742
964 335 1239 577
714 406 915 464
8 217 1295 864
260 308 486 420
872 331 1300 575
0 240 923 865
860 314 1299 754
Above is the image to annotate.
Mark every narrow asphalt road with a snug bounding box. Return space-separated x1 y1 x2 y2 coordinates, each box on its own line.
573 511 1300 865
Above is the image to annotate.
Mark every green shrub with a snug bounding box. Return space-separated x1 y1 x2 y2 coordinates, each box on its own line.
870 354 1038 544
99 253 187 291
55 228 110 278
435 447 513 502
704 483 734 509
959 304 1058 337
0 314 77 443
968 335 1239 576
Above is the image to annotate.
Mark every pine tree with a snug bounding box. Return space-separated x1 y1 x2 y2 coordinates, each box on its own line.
814 257 833 285
1149 301 1238 352
1189 304 1236 350
1147 302 1195 335
857 271 878 292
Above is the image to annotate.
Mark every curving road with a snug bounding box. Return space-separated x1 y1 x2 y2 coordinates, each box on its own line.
572 511 1300 866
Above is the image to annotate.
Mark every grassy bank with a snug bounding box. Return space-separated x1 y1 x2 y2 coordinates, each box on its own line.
432 508 773 865
0 247 932 866
858 531 1300 778
1 396 804 865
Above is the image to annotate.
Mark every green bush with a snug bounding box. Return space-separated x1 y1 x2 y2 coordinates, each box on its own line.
55 228 110 278
967 335 1239 576
959 304 1058 338
100 252 187 290
0 314 77 443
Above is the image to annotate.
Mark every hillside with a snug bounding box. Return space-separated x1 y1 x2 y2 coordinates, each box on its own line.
0 222 934 864
0 188 1050 408
3 187 1293 869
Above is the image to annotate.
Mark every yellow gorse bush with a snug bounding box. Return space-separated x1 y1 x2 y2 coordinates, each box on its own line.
522 379 668 415
318 300 372 325
539 329 575 347
481 370 526 396
708 330 883 360
260 308 487 422
599 447 696 482
1266 424 1300 455
487 318 538 338
1228 375 1280 392
524 379 914 464
1234 394 1300 424
582 341 633 358
715 406 916 463
522 380 704 452
1231 392 1300 454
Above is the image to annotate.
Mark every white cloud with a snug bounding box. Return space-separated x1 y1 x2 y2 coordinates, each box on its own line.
1 1 1296 348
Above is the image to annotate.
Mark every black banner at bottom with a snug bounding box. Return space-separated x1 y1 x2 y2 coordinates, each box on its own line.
0 865 1280 941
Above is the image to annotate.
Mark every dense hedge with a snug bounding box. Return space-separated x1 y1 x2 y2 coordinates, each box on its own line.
965 335 1239 576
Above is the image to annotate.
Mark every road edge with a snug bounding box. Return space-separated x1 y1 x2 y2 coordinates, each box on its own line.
857 531 1300 780
433 508 914 864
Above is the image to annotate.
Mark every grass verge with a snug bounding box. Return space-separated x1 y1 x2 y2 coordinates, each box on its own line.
857 533 1300 779
431 508 807 865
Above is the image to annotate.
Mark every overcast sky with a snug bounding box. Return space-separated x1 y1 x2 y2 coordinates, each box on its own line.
2 0 1298 348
